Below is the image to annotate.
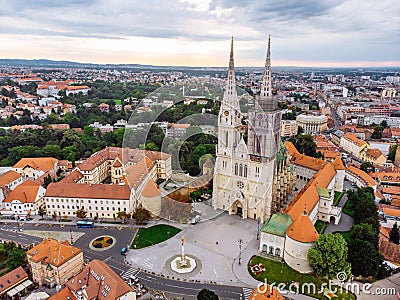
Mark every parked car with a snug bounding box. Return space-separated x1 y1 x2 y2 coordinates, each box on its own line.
191 215 200 225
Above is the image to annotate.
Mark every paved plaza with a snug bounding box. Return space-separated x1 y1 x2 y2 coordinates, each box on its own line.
126 212 261 286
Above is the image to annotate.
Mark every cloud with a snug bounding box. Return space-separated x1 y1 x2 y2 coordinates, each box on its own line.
0 0 398 65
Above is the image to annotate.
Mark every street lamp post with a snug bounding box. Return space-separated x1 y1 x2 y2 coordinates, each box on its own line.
238 239 243 265
257 217 260 240
16 214 20 232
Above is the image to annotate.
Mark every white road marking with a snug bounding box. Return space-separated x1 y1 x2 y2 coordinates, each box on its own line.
108 265 125 272
213 268 219 278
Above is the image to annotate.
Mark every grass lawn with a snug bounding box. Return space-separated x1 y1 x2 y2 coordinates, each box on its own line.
131 224 181 249
314 220 328 234
333 230 351 241
334 191 346 206
248 256 356 300
342 199 354 217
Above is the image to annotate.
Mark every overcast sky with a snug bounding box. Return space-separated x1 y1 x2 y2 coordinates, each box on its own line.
0 0 399 67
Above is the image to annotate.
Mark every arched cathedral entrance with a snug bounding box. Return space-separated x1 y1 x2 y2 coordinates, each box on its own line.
232 200 244 217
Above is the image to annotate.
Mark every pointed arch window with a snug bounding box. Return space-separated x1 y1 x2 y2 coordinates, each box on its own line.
244 165 248 177
225 131 228 146
239 164 243 177
256 136 261 154
234 163 238 176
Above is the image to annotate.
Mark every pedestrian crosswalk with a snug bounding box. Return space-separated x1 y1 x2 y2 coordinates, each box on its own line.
120 267 140 281
242 288 253 300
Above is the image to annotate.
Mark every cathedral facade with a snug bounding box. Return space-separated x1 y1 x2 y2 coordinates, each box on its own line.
212 36 288 223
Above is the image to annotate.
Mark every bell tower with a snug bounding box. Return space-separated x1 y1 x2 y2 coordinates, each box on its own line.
247 35 281 161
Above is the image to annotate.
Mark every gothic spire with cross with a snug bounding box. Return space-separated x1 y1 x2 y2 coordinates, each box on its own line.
256 34 277 111
261 34 272 98
222 36 239 110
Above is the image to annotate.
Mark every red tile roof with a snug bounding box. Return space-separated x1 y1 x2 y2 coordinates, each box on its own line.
142 178 161 197
0 170 21 187
13 157 57 173
3 180 41 204
286 211 319 243
348 166 377 187
0 267 28 296
45 182 130 200
47 287 76 300
27 238 81 267
66 260 133 300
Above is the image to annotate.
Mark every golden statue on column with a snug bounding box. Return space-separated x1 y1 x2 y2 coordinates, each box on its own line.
181 236 187 266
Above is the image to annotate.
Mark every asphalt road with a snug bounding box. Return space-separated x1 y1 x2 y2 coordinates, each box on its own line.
137 274 244 300
0 221 247 300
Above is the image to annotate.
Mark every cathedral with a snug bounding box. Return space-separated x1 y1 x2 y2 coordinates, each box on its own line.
212 36 294 223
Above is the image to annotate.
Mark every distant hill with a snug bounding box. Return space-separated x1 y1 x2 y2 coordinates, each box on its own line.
0 58 398 74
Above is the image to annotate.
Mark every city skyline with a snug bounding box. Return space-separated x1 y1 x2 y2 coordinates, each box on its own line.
0 0 399 67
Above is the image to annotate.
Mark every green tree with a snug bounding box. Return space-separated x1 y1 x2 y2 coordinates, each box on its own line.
5 247 26 271
389 222 399 245
360 162 375 173
380 120 388 128
388 144 398 162
43 174 53 188
346 187 382 277
144 142 159 151
117 211 128 223
348 239 382 277
307 233 351 279
371 125 384 139
197 289 219 300
38 205 47 219
133 207 151 224
289 134 320 158
42 144 62 158
347 187 378 226
75 208 87 219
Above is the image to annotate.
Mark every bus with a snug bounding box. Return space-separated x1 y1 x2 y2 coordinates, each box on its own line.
76 220 94 228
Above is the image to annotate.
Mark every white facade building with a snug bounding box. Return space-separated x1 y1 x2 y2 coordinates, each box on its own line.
296 114 328 135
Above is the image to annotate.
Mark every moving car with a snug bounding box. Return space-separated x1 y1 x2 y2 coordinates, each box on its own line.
121 247 128 255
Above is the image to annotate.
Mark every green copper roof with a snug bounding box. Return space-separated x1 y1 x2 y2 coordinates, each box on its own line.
261 213 293 237
316 186 331 198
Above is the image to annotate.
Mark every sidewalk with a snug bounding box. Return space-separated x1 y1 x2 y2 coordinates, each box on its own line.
231 237 260 287
0 215 189 229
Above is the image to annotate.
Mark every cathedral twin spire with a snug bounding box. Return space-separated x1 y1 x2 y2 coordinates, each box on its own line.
260 35 272 98
222 36 239 110
223 35 273 111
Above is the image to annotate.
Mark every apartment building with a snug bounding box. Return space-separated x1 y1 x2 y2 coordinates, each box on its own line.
27 238 84 287
340 132 369 158
1 180 45 218
48 260 135 300
280 120 298 137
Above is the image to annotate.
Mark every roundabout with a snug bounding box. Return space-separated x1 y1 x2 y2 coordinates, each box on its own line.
89 235 116 251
